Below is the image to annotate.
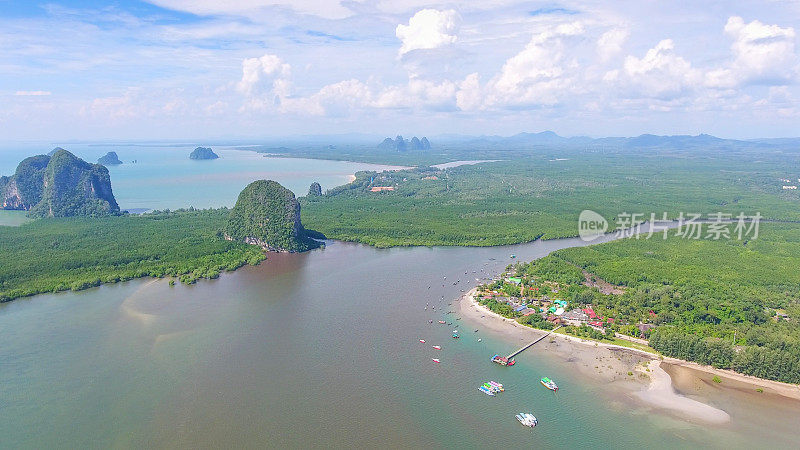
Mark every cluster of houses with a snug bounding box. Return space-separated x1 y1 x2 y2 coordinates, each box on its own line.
779 177 799 190
480 273 664 339
480 276 587 326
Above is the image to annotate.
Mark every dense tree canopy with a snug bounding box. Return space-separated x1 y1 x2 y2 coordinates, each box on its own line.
225 180 321 252
0 209 265 302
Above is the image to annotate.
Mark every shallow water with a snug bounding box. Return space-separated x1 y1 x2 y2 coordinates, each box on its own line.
2 238 798 449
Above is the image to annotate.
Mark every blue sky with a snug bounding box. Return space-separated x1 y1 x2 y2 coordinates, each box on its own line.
1 0 799 140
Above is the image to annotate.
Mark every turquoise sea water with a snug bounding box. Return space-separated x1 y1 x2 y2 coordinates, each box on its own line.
0 143 400 211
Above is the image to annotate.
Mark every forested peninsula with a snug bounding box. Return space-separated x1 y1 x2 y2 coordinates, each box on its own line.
477 222 800 384
0 151 320 302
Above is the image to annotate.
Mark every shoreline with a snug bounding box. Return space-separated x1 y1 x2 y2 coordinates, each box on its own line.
459 287 800 422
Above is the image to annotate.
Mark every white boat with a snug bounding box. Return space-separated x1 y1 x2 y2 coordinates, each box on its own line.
488 381 504 392
516 413 538 427
432 358 440 363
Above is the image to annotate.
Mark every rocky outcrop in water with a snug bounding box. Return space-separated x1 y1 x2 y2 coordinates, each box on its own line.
224 180 321 252
1 149 119 217
98 151 123 165
189 147 219 160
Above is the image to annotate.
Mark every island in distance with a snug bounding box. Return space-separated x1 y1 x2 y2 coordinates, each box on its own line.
189 146 219 160
224 180 323 252
98 151 123 165
0 149 119 217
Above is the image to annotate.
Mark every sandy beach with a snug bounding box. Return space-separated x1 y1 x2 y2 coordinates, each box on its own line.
636 360 730 424
458 287 800 423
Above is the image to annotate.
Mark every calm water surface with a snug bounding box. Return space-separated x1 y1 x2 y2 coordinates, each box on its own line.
0 143 400 211
1 144 798 448
2 237 798 449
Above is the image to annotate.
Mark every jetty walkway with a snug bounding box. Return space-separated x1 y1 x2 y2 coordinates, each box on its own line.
506 325 563 359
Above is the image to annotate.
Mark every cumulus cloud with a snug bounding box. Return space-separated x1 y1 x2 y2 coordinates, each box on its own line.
706 16 797 88
237 54 292 98
479 22 585 108
456 73 482 111
281 79 372 116
229 13 798 129
396 9 460 56
616 39 701 100
597 28 629 61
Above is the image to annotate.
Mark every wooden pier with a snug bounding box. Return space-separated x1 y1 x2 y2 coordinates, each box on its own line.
506 325 562 360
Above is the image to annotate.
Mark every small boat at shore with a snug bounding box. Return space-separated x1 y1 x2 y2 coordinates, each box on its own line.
516 413 537 427
491 354 515 366
432 345 441 350
432 358 440 363
540 377 558 391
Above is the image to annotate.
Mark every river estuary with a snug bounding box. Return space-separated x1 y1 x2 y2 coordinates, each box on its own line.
1 146 798 448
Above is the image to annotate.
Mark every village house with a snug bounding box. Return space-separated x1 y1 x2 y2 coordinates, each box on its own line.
561 308 589 326
636 323 656 338
370 186 395 192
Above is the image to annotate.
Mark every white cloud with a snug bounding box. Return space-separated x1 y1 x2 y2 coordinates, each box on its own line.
237 54 291 97
145 0 354 20
597 28 629 62
281 79 372 116
706 16 797 88
456 73 482 111
396 9 460 56
481 22 585 108
618 39 701 99
15 90 52 96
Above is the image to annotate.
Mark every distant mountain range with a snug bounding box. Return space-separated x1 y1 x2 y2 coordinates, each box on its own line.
438 131 800 152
